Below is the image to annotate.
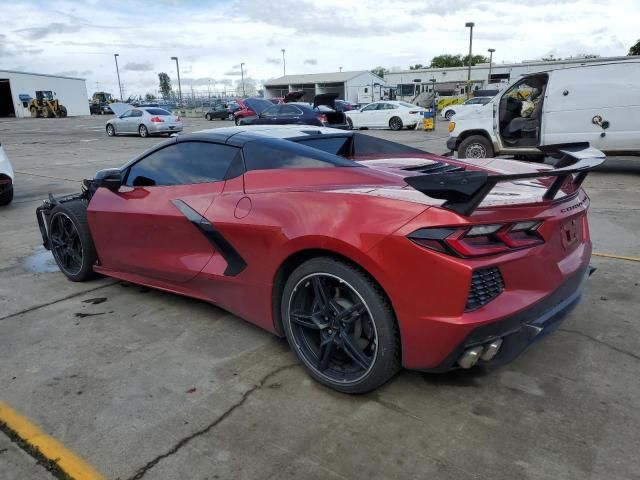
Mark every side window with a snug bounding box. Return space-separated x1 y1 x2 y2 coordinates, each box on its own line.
362 103 378 112
125 142 240 187
383 103 397 110
132 109 143 117
243 141 355 171
262 105 280 116
280 105 302 115
120 110 133 118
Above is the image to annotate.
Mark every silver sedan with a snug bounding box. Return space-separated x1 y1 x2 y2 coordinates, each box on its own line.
106 107 183 137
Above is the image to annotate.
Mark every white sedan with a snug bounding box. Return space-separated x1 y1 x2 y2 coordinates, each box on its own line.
345 101 424 130
440 96 493 120
0 139 14 206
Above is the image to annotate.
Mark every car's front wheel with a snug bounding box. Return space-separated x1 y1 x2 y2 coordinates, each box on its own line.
106 124 115 137
445 110 455 120
0 185 13 206
205 113 212 121
458 135 494 159
48 200 98 282
281 257 400 394
228 113 234 121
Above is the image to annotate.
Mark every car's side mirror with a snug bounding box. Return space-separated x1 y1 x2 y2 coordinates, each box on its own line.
94 168 123 191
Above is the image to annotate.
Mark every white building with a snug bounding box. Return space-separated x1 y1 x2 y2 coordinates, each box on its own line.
384 55 639 98
264 71 387 104
0 70 90 118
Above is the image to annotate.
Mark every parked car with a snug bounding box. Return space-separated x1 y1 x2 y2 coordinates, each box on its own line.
345 101 425 130
447 60 640 159
239 94 348 129
106 106 182 138
440 97 493 120
335 100 356 112
0 139 14 206
36 124 603 393
233 98 274 125
205 104 236 121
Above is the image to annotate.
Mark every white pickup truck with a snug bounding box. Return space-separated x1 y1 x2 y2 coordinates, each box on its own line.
447 60 640 159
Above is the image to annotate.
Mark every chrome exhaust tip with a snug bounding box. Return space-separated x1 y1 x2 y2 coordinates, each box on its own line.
480 339 503 361
457 346 483 369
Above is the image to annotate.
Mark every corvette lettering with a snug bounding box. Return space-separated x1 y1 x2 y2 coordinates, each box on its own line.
561 200 585 213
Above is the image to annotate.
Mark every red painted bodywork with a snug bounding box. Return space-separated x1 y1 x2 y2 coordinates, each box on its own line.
87 152 592 370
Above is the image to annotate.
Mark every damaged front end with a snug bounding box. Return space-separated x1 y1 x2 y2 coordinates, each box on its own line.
36 168 122 250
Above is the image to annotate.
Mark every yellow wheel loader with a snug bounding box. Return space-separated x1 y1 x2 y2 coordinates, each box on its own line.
28 91 68 118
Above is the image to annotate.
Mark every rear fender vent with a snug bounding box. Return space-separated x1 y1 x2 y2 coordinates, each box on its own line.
465 267 504 312
402 161 465 175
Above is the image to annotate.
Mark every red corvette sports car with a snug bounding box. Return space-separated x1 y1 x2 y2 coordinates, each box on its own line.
36 126 603 393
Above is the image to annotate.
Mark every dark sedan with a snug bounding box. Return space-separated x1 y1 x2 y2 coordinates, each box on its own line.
239 94 348 129
205 103 238 121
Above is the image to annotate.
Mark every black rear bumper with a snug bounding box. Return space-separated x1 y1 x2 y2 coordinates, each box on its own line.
425 263 594 372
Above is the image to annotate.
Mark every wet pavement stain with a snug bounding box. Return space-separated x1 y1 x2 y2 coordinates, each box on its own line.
82 297 108 305
74 312 105 318
22 246 59 273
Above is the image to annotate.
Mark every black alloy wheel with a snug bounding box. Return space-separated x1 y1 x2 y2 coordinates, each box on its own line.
282 258 400 394
389 116 403 131
50 212 84 277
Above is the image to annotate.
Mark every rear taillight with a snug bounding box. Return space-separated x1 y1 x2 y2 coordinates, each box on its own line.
150 116 164 123
408 221 543 257
317 114 329 124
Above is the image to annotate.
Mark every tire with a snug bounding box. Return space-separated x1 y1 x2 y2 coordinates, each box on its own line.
205 114 212 121
406 124 417 130
346 117 353 130
228 113 234 121
59 106 68 118
106 124 115 137
389 116 403 131
445 110 455 120
234 116 240 126
139 124 149 138
44 108 52 119
458 135 494 159
30 107 38 118
48 200 98 282
281 257 400 394
0 185 13 206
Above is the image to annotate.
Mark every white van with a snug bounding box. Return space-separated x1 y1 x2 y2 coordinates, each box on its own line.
447 60 640 159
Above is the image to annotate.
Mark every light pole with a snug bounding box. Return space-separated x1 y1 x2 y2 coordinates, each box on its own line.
170 56 182 105
487 48 495 84
281 49 286 76
339 66 343 72
240 62 246 97
465 22 475 98
114 54 123 101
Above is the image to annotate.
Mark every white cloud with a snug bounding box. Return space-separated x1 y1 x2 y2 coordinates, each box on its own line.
4 0 639 96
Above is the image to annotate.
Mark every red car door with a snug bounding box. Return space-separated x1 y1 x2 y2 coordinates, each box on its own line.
87 140 241 284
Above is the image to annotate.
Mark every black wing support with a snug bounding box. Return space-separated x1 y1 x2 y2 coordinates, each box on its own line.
404 143 606 216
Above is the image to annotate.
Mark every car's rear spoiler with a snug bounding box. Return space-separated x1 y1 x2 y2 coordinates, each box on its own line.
404 143 605 216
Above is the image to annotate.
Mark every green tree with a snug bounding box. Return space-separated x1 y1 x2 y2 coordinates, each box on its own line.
409 64 424 70
144 93 155 101
158 73 173 100
370 66 388 78
463 54 489 66
629 39 640 56
430 54 488 68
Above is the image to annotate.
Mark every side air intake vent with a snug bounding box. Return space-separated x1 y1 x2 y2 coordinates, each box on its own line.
402 162 465 175
465 267 504 311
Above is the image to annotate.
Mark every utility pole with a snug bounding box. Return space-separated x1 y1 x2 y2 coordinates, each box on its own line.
240 62 246 97
487 48 495 85
171 56 183 105
114 54 123 101
465 22 475 98
281 49 286 76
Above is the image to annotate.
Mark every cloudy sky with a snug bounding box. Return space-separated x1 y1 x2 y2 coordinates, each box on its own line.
1 0 638 97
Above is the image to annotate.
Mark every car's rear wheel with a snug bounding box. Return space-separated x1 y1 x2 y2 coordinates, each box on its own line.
106 124 115 137
281 257 400 394
48 200 98 282
0 185 13 206
458 135 494 159
346 117 354 130
389 116 403 131
445 110 455 120
234 116 240 126
139 124 149 137
227 113 234 121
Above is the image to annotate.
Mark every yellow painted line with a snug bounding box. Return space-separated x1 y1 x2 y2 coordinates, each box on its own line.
593 252 640 263
0 401 104 480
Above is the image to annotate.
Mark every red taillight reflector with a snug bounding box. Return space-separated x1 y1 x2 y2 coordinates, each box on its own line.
317 114 329 124
409 221 543 257
150 116 164 123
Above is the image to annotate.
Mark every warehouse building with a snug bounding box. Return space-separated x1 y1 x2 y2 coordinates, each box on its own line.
0 70 90 118
385 55 638 99
264 71 387 105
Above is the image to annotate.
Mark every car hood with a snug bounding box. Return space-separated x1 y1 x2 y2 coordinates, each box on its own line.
109 102 133 116
313 93 339 109
453 103 493 120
